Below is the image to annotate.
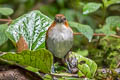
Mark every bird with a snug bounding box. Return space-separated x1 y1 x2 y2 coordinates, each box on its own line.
45 14 73 73
45 14 73 59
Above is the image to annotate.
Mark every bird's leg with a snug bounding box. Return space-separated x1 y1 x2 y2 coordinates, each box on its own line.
51 65 55 73
51 57 55 73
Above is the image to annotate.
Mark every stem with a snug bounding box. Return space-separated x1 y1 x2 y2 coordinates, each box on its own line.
0 19 12 22
50 73 78 78
74 32 120 38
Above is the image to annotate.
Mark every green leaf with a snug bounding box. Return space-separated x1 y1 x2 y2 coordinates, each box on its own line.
96 16 120 36
103 0 120 8
6 10 52 50
83 2 102 15
0 8 14 16
69 22 93 42
68 52 97 78
96 24 116 36
106 16 120 27
0 49 53 73
26 66 39 73
76 49 88 57
43 74 53 80
0 24 8 46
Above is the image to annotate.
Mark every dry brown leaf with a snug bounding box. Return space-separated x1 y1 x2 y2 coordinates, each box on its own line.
16 36 28 52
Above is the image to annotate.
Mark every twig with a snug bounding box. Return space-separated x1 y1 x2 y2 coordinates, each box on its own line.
50 73 78 78
74 32 120 38
7 16 12 24
0 19 12 22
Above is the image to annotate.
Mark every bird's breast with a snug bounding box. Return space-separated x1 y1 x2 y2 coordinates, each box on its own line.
47 24 73 58
48 24 73 40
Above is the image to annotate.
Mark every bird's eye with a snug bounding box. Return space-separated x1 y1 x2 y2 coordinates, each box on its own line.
63 18 66 20
55 17 57 21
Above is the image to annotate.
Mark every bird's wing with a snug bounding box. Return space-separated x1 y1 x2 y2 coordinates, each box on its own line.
45 21 56 49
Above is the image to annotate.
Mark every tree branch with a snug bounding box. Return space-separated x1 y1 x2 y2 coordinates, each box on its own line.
0 19 12 22
50 73 79 78
74 32 120 38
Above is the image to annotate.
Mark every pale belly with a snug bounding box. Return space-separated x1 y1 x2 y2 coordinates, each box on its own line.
47 25 73 58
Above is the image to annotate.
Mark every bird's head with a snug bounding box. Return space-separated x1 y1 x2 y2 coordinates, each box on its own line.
55 14 66 23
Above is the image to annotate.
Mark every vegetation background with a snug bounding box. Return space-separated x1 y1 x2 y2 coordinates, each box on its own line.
0 0 120 80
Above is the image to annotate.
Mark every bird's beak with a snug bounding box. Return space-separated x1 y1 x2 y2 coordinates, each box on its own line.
57 19 63 23
55 18 63 23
